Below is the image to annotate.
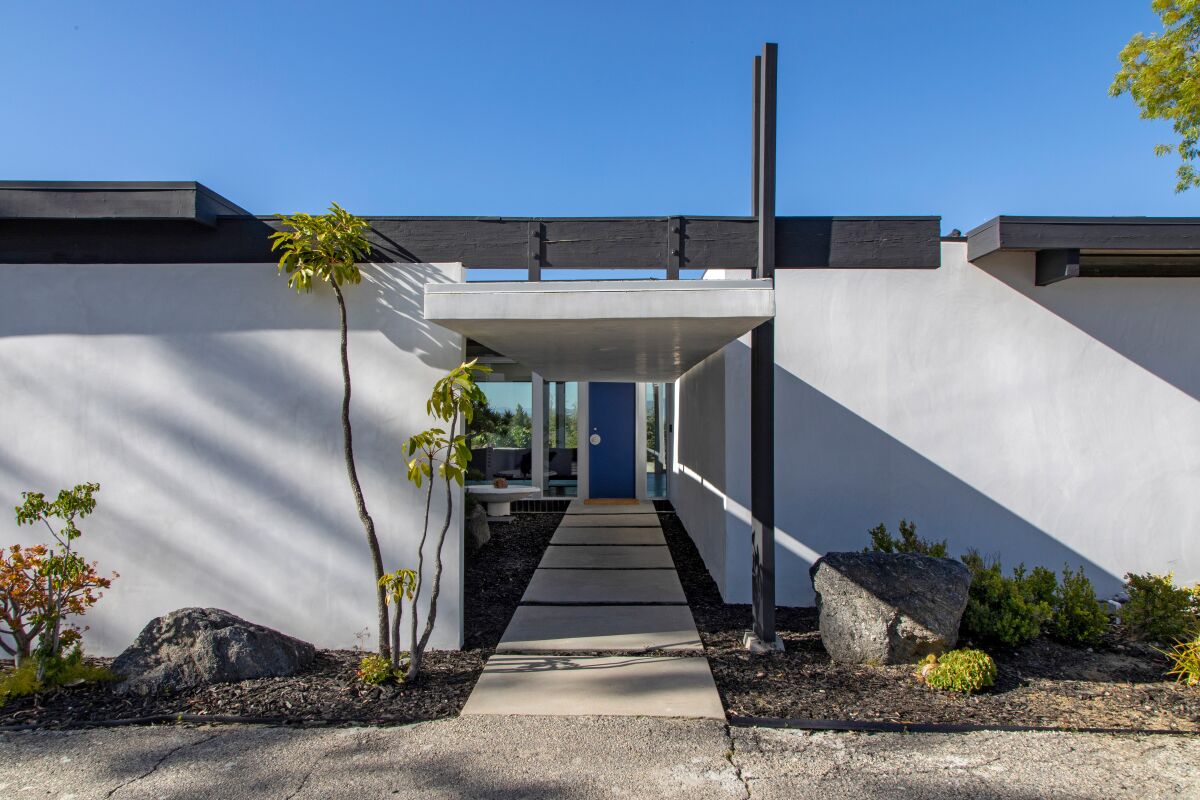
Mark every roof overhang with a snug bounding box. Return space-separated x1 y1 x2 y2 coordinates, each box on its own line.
424 279 774 382
0 181 249 227
966 216 1200 285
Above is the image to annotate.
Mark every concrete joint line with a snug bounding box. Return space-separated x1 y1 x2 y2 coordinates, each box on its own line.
724 725 752 800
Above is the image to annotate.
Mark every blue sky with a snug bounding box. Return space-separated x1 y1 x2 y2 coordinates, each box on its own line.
1 1 1193 234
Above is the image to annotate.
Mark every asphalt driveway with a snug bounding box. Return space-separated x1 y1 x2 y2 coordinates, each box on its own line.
0 717 1195 799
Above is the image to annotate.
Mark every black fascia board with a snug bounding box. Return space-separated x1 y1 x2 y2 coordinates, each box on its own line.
967 215 1200 262
0 181 251 227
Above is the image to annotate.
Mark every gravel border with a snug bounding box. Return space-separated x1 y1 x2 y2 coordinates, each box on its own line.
657 509 1199 732
0 511 562 730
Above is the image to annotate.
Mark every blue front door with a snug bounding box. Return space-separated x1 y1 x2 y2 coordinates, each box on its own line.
588 382 636 499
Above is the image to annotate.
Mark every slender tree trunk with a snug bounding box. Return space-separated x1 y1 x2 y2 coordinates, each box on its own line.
410 413 458 680
331 279 390 658
408 452 436 678
389 600 403 670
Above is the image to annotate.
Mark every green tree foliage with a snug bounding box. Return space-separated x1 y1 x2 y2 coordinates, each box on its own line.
403 359 490 681
1111 1 1200 191
269 205 393 658
865 519 948 558
470 400 533 448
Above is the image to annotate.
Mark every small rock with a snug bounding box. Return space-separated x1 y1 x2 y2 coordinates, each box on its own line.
467 505 491 549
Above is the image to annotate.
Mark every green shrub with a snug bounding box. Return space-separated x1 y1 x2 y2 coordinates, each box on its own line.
866 519 947 558
960 552 1051 648
1160 633 1200 687
918 649 997 694
1021 565 1058 608
1120 573 1200 644
0 647 113 707
1047 565 1109 646
356 653 400 686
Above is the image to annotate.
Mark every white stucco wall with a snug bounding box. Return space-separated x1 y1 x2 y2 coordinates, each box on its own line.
0 261 466 655
671 271 752 600
676 243 1200 606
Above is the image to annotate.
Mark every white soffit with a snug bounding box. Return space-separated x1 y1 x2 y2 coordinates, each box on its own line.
424 279 774 382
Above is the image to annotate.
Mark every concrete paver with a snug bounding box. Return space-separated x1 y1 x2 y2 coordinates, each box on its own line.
462 655 725 719
538 544 675 568
565 499 657 514
551 525 667 544
560 513 662 527
520 567 686 604
497 604 702 652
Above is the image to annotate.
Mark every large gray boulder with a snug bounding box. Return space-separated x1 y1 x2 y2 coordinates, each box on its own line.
809 552 971 664
112 607 316 695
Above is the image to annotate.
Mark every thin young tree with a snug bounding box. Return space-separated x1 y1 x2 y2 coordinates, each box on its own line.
270 204 391 658
404 359 489 681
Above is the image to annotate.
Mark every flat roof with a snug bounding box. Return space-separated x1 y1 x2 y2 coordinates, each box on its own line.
0 181 249 227
425 279 774 382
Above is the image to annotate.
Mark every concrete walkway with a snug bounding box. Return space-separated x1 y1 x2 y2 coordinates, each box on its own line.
4 718 1195 799
463 499 724 719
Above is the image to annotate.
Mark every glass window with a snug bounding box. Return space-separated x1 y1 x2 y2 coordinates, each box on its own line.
646 382 668 498
543 381 579 497
467 380 533 486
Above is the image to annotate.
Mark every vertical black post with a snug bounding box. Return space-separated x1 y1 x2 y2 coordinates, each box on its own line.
527 220 543 281
750 42 778 649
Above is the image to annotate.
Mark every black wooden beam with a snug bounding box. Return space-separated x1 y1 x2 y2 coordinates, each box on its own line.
0 214 939 267
1035 249 1080 286
750 42 779 650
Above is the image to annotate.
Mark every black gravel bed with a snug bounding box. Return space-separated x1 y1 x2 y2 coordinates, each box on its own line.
658 510 1200 732
0 511 562 729
464 511 563 650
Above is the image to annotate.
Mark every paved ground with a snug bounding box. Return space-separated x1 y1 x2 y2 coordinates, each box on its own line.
1 718 1195 799
466 501 720 718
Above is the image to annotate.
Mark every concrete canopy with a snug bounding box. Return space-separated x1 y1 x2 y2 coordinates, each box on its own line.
423 279 774 381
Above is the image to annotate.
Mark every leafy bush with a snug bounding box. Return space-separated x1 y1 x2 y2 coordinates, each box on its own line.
1120 573 1200 644
1021 565 1058 608
0 646 113 707
356 653 400 686
1161 634 1200 687
1047 565 1109 646
960 552 1052 648
918 649 997 694
865 519 947 558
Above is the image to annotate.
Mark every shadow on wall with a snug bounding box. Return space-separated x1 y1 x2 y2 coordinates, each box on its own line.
0 261 457 366
771 365 1123 606
984 259 1200 402
0 260 465 653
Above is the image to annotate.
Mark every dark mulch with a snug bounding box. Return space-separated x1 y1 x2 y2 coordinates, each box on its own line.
0 511 562 729
658 510 1200 732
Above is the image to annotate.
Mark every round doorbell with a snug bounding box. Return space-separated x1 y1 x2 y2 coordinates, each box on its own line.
589 433 602 445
